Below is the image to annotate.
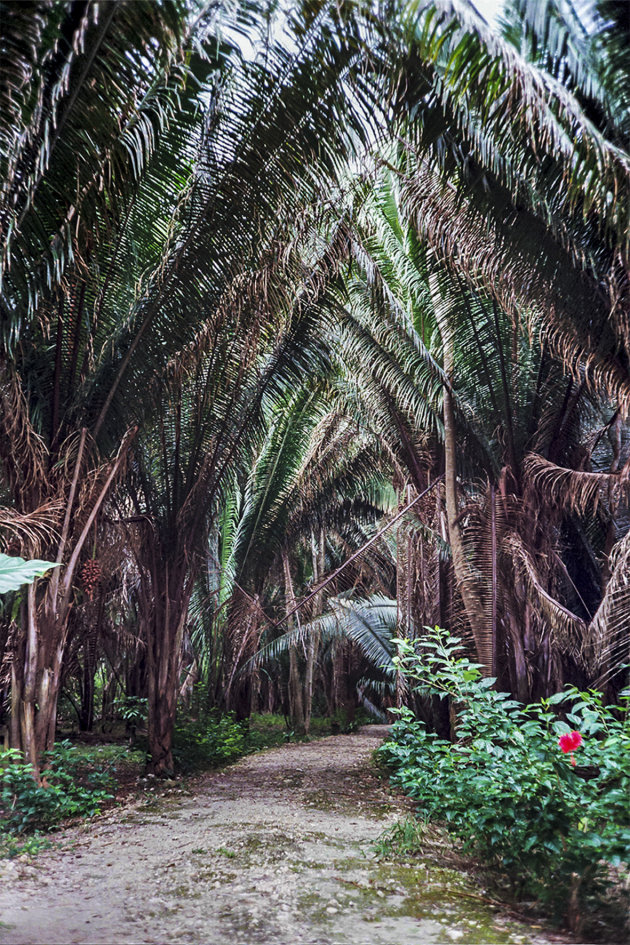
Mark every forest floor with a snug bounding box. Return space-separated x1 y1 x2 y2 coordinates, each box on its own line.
0 726 574 945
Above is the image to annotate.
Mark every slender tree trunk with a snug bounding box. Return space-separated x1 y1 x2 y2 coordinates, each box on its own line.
288 646 304 732
101 671 118 732
339 645 357 726
282 550 304 733
80 632 98 732
304 529 324 735
436 491 448 628
79 596 103 731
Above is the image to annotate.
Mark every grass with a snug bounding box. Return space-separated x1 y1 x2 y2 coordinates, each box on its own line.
215 846 237 858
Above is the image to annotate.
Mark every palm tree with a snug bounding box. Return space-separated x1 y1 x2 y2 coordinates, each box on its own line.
0 0 201 773
120 236 345 771
0 0 379 773
340 167 629 698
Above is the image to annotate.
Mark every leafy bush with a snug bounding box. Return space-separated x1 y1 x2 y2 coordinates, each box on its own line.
172 712 246 772
379 628 630 934
0 740 115 834
115 696 148 728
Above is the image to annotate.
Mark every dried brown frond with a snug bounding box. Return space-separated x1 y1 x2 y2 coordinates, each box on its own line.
223 586 266 704
52 430 100 486
65 427 136 541
587 529 630 674
523 452 629 515
0 501 63 556
0 361 48 504
506 532 587 658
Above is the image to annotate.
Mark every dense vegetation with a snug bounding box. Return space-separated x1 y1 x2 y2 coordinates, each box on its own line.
0 0 629 932
379 629 630 937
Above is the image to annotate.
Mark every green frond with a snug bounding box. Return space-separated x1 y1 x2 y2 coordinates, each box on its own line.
249 594 400 677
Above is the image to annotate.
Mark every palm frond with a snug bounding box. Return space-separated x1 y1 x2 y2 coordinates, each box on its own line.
588 528 630 677
524 451 629 514
506 531 587 655
248 594 399 678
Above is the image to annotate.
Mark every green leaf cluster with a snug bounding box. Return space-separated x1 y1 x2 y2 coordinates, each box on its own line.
172 710 246 773
379 628 630 928
0 740 115 834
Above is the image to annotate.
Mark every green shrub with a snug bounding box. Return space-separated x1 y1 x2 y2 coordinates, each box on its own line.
379 629 630 933
0 740 115 834
172 712 246 772
244 713 293 750
115 696 148 728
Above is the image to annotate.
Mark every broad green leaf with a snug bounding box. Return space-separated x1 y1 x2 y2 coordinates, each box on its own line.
0 554 60 594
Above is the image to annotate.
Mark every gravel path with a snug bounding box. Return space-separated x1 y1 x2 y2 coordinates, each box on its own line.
0 727 569 945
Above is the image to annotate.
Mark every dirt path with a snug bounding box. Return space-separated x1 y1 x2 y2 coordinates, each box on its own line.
0 727 568 945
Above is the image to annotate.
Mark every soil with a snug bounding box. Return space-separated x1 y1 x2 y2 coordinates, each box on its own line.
0 726 573 945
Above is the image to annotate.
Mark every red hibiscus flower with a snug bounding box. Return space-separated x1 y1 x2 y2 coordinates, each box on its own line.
558 731 583 765
558 731 583 753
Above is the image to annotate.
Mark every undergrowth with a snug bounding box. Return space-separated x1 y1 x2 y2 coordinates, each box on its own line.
0 740 115 855
172 712 247 772
378 628 630 941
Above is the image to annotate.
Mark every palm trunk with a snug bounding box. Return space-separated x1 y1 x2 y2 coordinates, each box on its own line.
11 585 68 778
282 550 304 733
506 613 530 704
142 556 192 776
442 327 490 672
80 625 98 732
395 490 408 706
304 529 324 735
78 595 103 731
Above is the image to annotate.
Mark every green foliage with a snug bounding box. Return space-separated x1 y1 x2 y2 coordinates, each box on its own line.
373 816 428 860
251 596 399 685
68 743 146 767
0 741 115 834
244 714 294 751
172 713 246 773
379 629 630 928
0 831 52 860
244 712 355 749
0 553 60 594
114 696 148 727
173 710 349 771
